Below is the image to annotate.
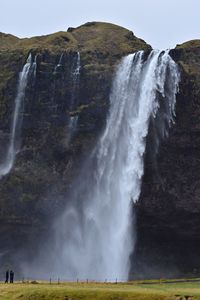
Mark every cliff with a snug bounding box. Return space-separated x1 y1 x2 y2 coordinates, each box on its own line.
133 40 200 278
1 21 200 279
0 22 150 274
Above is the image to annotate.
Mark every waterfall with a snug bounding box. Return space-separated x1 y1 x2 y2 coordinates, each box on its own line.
29 50 179 281
69 115 78 134
32 54 38 78
73 51 81 78
70 51 80 110
0 53 33 178
52 50 180 281
68 52 81 141
54 53 64 74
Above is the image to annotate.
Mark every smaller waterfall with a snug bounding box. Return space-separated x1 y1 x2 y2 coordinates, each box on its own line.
0 53 33 178
73 51 81 78
67 52 81 143
65 115 79 146
54 53 64 74
68 115 78 142
32 54 38 78
69 115 78 133
70 51 81 109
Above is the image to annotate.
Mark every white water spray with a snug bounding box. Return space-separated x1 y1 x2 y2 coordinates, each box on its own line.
0 54 33 177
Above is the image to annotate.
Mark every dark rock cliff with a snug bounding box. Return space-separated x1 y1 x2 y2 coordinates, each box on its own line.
0 22 150 274
132 40 200 279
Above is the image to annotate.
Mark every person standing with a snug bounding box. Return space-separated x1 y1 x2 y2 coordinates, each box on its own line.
5 270 9 283
10 270 14 283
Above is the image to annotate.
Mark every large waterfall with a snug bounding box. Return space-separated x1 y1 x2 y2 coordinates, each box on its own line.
26 50 179 281
0 53 34 178
51 49 180 281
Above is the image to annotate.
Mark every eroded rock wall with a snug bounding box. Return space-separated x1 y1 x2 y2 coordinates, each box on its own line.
132 42 200 279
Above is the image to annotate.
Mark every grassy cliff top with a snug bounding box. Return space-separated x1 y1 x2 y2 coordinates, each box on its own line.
68 21 149 54
0 33 19 48
173 39 200 78
176 39 200 49
0 21 150 55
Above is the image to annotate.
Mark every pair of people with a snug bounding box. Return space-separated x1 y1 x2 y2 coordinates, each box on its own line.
5 270 14 283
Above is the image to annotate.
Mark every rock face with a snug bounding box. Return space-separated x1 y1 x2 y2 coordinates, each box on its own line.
132 40 200 279
0 22 150 275
1 21 200 279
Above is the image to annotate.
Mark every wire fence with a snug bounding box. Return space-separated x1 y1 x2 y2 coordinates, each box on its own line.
1 277 129 284
24 277 122 284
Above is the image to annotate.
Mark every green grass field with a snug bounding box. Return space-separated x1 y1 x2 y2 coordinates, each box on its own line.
0 280 199 300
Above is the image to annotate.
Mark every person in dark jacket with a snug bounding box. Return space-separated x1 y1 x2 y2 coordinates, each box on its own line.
5 270 9 283
10 270 14 283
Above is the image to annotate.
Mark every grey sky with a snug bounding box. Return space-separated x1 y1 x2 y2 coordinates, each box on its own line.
0 0 199 49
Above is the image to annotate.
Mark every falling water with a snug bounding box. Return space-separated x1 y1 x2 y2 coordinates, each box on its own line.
73 51 81 78
0 54 33 177
29 50 179 281
51 50 180 281
68 52 81 141
69 115 78 134
54 53 64 74
70 51 81 109
32 54 38 78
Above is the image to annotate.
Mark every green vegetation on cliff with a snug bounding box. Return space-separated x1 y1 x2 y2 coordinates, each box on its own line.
0 21 150 54
68 22 149 54
174 39 200 76
0 21 150 120
176 39 200 50
173 39 200 120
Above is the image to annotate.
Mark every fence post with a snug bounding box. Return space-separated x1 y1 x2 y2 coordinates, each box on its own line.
50 278 51 284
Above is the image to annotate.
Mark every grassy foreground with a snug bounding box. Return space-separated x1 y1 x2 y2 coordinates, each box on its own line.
0 280 200 300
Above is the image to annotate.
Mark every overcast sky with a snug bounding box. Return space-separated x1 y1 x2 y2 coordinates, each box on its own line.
0 0 199 49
